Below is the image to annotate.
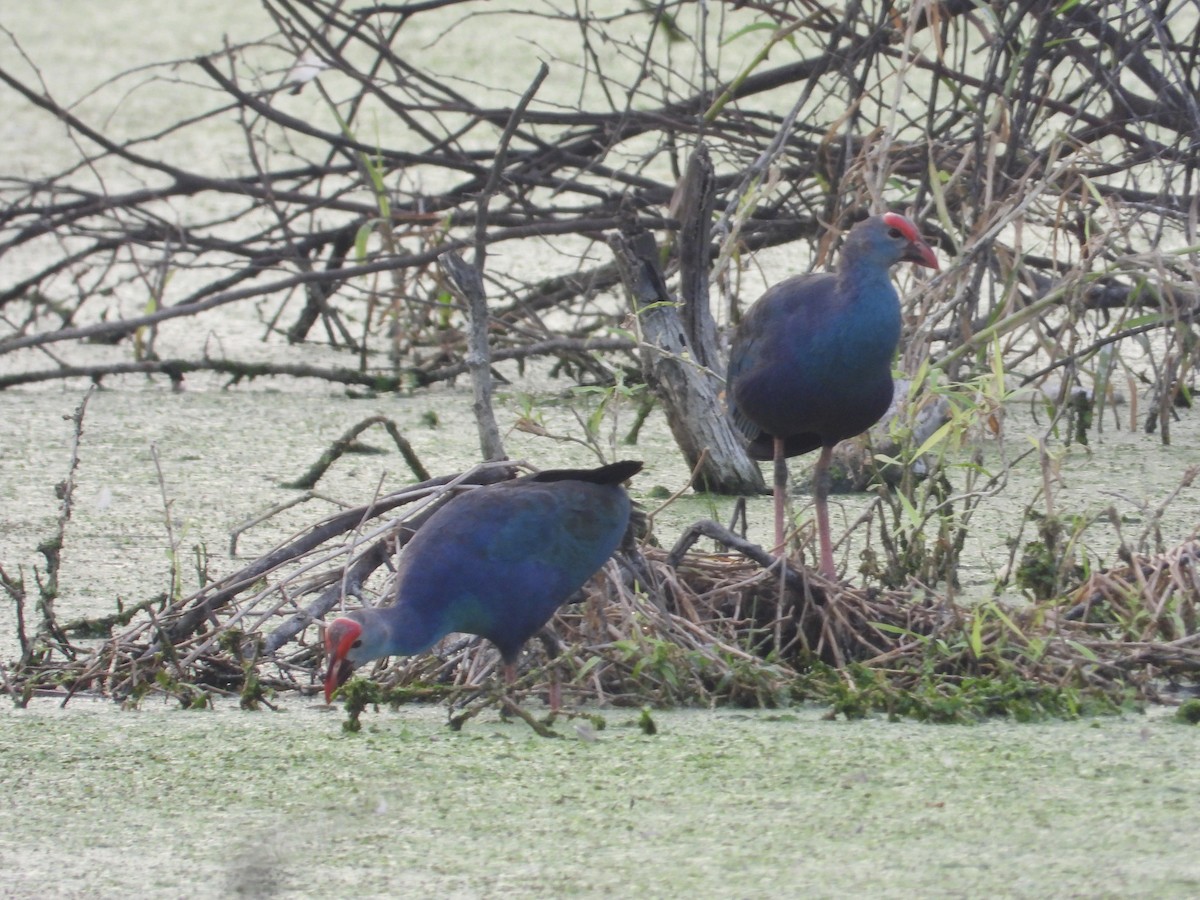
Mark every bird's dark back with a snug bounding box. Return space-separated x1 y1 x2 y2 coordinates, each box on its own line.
394 466 636 660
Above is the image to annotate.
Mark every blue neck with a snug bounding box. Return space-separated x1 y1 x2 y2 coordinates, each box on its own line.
380 599 449 657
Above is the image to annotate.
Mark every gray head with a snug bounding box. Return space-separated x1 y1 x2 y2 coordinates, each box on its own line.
841 213 939 271
322 607 393 703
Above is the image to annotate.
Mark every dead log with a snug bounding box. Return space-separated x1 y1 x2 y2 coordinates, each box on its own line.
607 226 765 494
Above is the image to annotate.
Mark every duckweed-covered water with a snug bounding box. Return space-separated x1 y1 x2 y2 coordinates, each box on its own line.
1 700 1198 898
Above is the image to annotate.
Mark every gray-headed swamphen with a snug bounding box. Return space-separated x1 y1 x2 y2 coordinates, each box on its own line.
726 213 938 578
323 460 641 704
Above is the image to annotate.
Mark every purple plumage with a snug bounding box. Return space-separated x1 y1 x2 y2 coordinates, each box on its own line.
323 460 640 703
726 213 938 576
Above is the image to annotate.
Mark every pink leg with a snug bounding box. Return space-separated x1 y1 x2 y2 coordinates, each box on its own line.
813 444 836 579
773 436 788 556
505 655 559 712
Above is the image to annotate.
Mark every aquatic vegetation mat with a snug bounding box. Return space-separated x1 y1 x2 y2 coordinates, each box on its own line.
4 1 1200 724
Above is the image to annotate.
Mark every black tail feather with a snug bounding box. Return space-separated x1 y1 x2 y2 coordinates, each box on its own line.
528 460 643 485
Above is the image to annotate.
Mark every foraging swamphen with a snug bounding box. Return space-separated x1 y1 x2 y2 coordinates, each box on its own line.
323 460 641 703
726 213 939 578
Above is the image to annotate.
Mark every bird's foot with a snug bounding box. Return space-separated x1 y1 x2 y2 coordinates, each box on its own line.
448 681 561 737
500 694 561 738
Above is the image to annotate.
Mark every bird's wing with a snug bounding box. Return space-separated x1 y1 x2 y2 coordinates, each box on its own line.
725 317 764 443
727 279 811 443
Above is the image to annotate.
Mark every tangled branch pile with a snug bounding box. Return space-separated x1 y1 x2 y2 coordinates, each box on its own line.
6 461 1200 719
2 0 1196 406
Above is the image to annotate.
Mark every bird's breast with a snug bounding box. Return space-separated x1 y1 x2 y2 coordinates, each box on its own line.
731 281 901 444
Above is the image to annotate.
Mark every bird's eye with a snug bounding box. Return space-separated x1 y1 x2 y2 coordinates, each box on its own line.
888 228 903 238
351 639 362 649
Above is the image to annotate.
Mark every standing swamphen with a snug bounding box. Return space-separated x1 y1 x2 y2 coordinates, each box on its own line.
726 213 939 578
323 460 641 704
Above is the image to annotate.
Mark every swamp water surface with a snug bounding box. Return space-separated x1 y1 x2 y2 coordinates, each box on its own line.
2 4 1200 898
1 700 1198 898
